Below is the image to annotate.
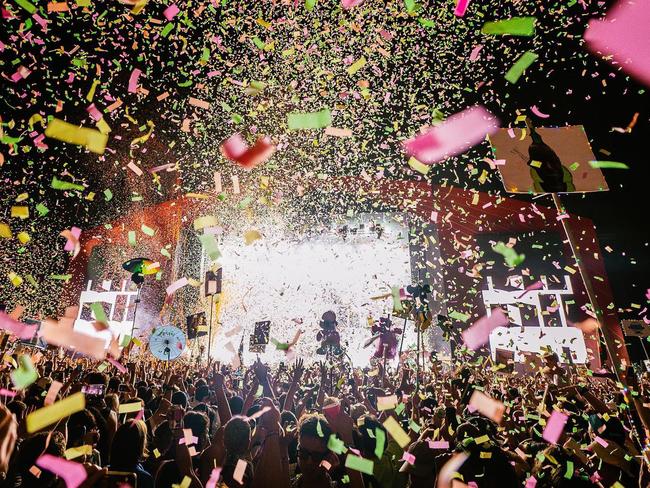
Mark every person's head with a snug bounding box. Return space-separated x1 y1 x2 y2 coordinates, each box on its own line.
228 395 244 415
183 411 209 450
195 384 210 403
14 431 66 487
399 440 437 488
297 414 333 481
67 409 98 448
6 400 27 422
153 420 173 457
171 391 189 409
110 420 148 470
223 416 251 462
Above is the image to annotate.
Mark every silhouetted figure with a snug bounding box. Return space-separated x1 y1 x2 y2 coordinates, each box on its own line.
525 118 575 193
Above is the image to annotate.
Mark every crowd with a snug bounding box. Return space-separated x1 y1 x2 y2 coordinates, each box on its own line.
0 341 648 488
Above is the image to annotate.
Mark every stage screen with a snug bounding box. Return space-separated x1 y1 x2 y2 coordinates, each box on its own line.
207 213 417 366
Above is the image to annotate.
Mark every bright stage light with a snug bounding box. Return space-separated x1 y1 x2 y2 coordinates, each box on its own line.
206 213 420 366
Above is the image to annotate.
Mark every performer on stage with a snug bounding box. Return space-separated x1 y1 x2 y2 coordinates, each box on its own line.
316 310 342 355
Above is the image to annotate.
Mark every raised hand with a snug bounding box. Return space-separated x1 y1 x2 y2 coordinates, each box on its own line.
291 358 305 383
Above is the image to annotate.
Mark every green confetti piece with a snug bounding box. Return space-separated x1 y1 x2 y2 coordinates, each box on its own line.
409 419 421 433
328 434 348 454
97 362 108 372
35 203 49 216
161 248 172 258
199 233 221 261
120 335 132 347
50 274 72 281
345 454 374 475
305 0 317 11
1 134 23 145
270 338 289 351
14 0 36 14
374 428 386 459
104 189 113 201
317 420 324 437
141 224 155 236
481 17 536 36
52 176 84 191
504 51 538 84
287 109 331 130
11 355 38 389
394 402 406 416
449 310 470 322
418 18 436 28
238 196 253 209
90 302 108 324
255 385 263 397
492 242 525 267
391 286 403 313
404 0 417 14
252 36 265 49
569 162 580 171
588 160 629 169
128 231 137 247
564 460 574 479
161 23 175 37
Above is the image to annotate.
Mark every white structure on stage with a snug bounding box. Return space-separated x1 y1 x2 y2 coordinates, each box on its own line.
482 275 587 363
73 280 139 345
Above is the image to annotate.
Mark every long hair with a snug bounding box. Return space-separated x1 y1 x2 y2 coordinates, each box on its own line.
109 419 148 470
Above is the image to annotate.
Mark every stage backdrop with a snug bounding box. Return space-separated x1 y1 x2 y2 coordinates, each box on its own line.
64 179 627 370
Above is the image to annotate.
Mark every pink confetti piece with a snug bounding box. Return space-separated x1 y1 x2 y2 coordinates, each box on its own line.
233 459 247 484
61 227 81 257
206 468 222 488
0 388 17 397
584 0 650 87
166 277 189 296
39 320 106 359
36 454 87 488
462 308 509 350
469 391 505 424
516 281 544 299
525 477 537 488
135 408 144 421
542 410 568 444
86 104 103 121
163 3 180 20
401 451 416 464
454 0 470 17
0 312 39 340
594 436 609 448
128 68 142 93
342 0 365 8
403 106 498 164
44 381 63 406
220 133 276 170
469 44 483 61
427 440 450 449
530 105 550 118
107 358 127 373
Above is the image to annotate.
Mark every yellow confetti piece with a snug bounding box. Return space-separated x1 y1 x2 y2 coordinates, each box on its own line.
64 445 93 460
244 229 262 245
26 392 86 433
347 56 367 75
407 156 430 175
193 215 219 230
118 402 143 414
0 223 12 239
382 416 411 448
96 118 111 134
8 272 23 287
17 232 30 244
45 118 108 154
11 206 29 219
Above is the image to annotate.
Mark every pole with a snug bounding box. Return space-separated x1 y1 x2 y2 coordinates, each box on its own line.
396 313 409 377
127 284 142 357
416 316 421 392
552 193 650 448
207 294 214 363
